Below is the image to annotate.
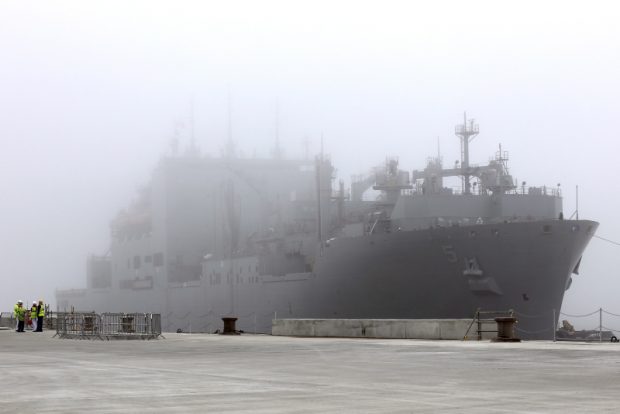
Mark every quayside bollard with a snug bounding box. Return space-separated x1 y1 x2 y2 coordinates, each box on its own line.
221 317 239 335
493 316 521 342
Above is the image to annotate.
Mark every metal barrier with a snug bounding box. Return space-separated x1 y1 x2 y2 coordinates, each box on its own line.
99 313 162 337
0 312 15 328
56 312 100 337
55 312 162 340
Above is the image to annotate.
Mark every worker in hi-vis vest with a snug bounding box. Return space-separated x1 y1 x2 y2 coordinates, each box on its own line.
34 300 45 332
14 301 25 332
13 301 21 330
30 301 38 331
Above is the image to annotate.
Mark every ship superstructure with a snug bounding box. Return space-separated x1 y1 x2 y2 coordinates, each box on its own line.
57 116 597 339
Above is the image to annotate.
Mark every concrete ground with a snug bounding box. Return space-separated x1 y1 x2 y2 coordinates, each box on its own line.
1 330 619 413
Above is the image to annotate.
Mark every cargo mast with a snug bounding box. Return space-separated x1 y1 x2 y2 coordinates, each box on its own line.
455 113 479 194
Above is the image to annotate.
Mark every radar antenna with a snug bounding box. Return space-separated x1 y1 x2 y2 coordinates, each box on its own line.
455 112 479 194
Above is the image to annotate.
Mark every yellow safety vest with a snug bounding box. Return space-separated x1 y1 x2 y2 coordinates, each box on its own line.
15 306 25 321
38 304 45 317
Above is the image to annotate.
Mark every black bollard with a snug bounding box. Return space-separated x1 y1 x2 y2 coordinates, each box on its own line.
221 317 239 335
493 316 521 342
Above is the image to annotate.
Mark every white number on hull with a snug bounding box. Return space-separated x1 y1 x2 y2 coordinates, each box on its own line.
442 245 457 263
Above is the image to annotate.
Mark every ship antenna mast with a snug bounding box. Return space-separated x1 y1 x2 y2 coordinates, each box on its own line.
225 85 235 158
187 95 198 156
272 98 283 159
302 136 310 160
316 132 326 252
455 112 479 194
190 95 195 145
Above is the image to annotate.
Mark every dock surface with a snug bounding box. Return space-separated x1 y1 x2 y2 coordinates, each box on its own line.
0 330 618 413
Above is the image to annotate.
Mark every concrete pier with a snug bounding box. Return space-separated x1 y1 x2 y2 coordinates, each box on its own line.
1 330 619 412
272 318 496 339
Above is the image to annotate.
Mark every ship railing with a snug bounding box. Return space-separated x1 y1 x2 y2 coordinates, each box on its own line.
404 185 561 197
511 185 562 197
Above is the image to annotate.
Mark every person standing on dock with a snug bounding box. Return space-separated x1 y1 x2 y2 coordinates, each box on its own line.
14 301 25 332
30 301 38 331
34 300 45 332
13 301 21 330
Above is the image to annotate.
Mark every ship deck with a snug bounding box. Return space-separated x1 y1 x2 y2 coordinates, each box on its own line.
1 330 617 413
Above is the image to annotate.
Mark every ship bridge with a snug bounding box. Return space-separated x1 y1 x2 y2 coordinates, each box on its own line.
386 115 563 230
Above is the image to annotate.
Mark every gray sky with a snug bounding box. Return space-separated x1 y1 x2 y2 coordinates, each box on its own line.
1 1 618 327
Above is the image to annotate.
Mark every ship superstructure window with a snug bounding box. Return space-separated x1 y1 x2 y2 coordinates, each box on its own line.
153 253 164 267
543 224 552 234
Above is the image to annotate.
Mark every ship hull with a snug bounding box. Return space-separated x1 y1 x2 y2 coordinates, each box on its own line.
218 219 594 339
57 219 597 340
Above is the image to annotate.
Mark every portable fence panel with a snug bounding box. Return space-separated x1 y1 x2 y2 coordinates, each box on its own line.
55 312 161 339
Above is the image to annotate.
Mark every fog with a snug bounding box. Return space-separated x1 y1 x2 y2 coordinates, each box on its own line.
1 1 618 326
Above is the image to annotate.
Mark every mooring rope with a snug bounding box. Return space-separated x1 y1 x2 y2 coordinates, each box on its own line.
593 234 620 246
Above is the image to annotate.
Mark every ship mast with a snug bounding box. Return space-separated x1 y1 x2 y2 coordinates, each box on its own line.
224 86 237 158
272 98 283 159
316 134 324 247
455 112 479 194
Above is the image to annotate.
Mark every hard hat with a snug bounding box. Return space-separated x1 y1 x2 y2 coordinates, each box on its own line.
33 301 37 305
17 300 23 304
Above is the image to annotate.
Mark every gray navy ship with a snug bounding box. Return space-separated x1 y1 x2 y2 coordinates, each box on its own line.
57 115 598 339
